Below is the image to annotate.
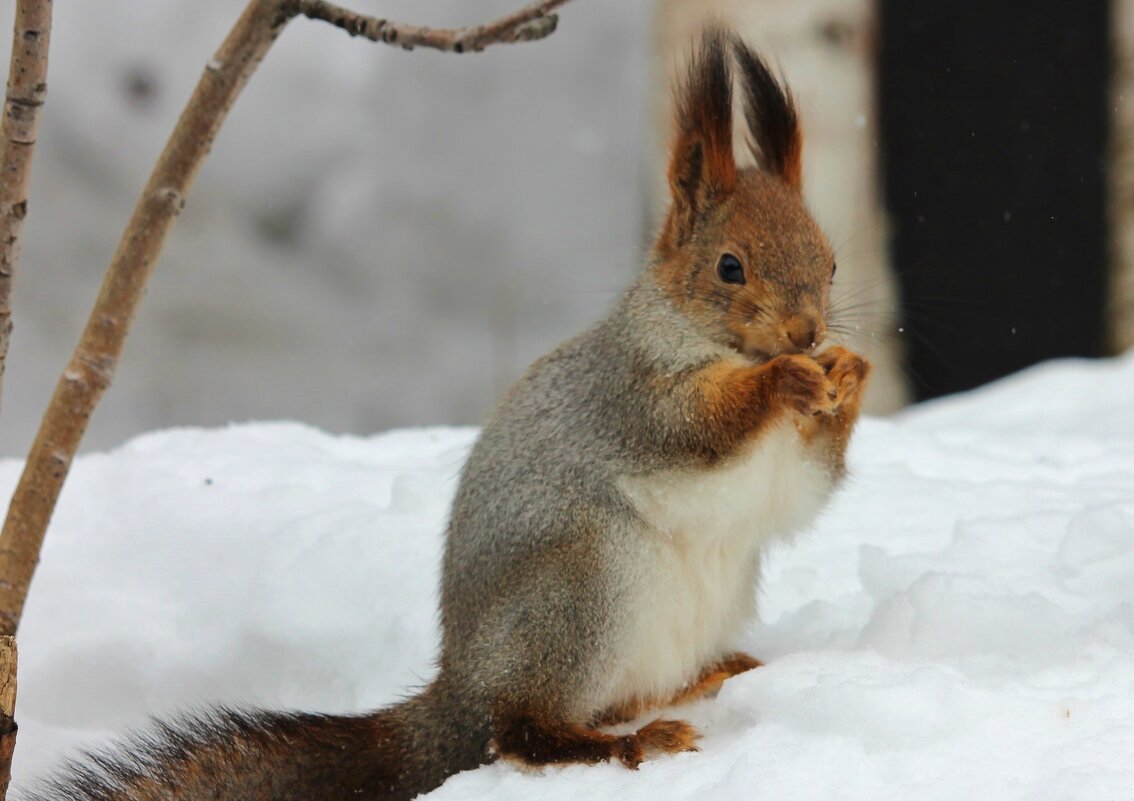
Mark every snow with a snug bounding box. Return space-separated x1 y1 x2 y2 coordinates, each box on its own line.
5 353 1134 799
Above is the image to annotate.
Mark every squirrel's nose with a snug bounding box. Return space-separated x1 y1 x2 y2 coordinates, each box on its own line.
783 318 824 353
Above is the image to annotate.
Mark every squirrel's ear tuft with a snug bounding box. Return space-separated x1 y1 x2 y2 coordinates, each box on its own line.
666 26 737 244
732 37 803 191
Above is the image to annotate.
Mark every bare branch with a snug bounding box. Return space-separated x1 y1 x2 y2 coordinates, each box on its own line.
0 0 288 638
295 0 570 53
0 0 53 416
0 0 576 636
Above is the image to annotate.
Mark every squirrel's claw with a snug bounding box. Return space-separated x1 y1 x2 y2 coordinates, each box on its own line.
767 353 838 417
818 346 871 411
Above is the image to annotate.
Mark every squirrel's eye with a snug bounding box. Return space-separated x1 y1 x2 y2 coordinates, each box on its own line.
717 254 745 285
831 261 838 283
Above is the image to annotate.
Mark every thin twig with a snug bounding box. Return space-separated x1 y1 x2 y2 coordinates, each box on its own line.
0 0 575 637
295 0 570 53
0 0 52 417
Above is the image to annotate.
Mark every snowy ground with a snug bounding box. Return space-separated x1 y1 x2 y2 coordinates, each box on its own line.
5 353 1134 799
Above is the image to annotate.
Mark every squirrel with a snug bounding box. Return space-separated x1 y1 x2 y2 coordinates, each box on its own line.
31 27 869 801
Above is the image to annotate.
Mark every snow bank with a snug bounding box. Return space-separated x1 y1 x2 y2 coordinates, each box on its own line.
6 354 1134 799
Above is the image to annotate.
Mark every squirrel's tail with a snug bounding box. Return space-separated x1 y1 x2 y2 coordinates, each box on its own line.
30 682 490 801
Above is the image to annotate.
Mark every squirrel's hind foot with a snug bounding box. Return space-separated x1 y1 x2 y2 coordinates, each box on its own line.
673 651 763 704
627 718 702 767
492 715 700 771
595 651 764 725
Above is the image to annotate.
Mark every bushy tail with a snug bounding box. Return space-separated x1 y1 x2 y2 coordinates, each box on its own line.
30 684 489 801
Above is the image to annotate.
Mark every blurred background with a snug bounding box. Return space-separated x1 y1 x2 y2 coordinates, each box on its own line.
0 0 1129 456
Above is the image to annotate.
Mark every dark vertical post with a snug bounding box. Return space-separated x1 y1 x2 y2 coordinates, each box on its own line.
878 2 1111 400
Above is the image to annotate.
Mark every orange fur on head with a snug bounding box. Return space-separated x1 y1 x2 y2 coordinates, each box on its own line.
654 31 831 366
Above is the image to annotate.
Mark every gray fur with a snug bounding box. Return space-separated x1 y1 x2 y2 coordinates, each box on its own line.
440 271 740 720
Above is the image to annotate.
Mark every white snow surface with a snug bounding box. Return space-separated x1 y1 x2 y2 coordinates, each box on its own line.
5 353 1134 799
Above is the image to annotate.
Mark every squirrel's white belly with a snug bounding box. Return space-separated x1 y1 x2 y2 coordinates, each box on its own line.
603 420 834 710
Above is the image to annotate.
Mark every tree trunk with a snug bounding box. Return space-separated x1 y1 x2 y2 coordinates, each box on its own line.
1112 0 1134 353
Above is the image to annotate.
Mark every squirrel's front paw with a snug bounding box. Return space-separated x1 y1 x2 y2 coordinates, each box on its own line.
816 346 871 409
766 354 836 416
